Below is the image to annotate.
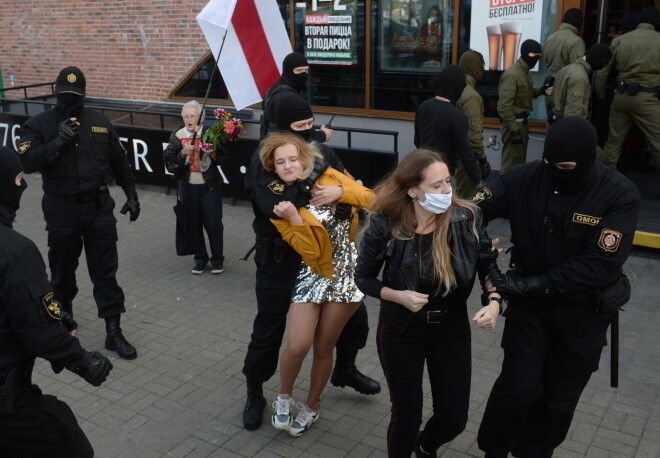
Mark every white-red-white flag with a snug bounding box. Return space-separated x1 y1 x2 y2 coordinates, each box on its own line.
197 0 292 110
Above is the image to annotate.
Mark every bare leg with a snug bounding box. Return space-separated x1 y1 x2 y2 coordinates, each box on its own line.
279 302 321 397
306 301 360 411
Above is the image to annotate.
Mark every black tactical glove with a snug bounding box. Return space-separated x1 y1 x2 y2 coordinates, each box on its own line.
73 351 113 387
478 158 491 180
60 310 78 333
490 271 546 297
334 203 352 221
120 188 140 222
58 118 79 142
510 130 523 146
542 76 555 96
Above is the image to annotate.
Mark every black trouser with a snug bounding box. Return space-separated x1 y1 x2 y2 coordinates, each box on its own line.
0 386 93 458
178 182 224 267
42 193 125 318
242 237 369 383
478 299 612 458
377 309 471 458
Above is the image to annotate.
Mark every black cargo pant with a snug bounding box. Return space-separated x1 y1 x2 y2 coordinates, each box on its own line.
242 236 369 383
0 385 93 458
478 298 613 458
42 193 126 318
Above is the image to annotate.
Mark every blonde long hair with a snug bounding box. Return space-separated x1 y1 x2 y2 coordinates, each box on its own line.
259 132 321 180
368 149 478 295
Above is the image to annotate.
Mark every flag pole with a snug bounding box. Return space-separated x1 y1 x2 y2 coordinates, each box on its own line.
185 29 229 166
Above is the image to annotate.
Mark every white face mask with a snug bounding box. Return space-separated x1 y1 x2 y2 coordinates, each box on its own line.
418 191 452 214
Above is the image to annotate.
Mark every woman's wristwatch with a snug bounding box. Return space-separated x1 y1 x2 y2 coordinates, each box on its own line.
488 296 504 315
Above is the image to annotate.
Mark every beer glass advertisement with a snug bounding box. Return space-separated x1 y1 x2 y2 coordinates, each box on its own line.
379 0 453 72
470 0 544 71
303 0 358 66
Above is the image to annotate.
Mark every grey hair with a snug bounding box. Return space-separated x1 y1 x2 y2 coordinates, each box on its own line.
182 100 202 116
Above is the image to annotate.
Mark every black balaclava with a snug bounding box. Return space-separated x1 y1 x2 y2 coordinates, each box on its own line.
274 93 315 141
0 146 27 224
55 66 86 117
436 65 467 104
281 53 309 92
585 43 612 71
520 39 542 69
543 116 597 193
640 6 659 29
562 8 583 30
620 11 641 33
458 50 485 83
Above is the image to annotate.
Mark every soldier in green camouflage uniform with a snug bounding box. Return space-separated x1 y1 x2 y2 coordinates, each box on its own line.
456 49 489 198
595 7 660 170
498 40 550 174
552 44 612 120
543 8 586 124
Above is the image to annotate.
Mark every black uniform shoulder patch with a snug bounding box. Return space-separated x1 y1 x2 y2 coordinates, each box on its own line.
17 141 31 154
268 180 285 195
42 292 63 320
472 186 493 204
598 228 622 252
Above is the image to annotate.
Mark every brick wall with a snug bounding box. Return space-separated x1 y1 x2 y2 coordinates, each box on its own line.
0 1 209 102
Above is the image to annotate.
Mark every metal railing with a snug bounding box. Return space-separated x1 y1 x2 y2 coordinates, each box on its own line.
0 82 57 114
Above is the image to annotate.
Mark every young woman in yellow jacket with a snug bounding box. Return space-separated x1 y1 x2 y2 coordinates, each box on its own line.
259 132 374 437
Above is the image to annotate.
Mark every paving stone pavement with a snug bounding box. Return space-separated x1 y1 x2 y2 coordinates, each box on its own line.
14 175 660 458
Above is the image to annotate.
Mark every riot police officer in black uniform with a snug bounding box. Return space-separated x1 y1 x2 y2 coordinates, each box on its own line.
474 116 640 457
242 93 379 431
0 146 113 457
18 67 139 360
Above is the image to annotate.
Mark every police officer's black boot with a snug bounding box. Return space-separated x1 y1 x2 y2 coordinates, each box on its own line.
243 379 266 431
104 315 137 360
331 348 381 395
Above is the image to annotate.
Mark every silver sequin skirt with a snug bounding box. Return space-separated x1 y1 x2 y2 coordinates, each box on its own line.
291 204 364 304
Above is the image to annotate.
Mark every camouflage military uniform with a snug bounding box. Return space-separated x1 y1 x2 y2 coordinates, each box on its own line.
498 58 542 174
544 23 585 124
595 23 660 169
553 58 592 119
457 50 486 198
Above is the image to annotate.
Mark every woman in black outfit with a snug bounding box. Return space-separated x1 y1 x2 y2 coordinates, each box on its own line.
355 149 502 457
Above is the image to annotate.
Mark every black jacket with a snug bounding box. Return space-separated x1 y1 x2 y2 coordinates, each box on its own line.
477 160 640 296
0 205 85 372
18 107 135 197
355 206 499 331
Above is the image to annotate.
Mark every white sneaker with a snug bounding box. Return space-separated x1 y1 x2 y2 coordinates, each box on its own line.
271 395 293 430
288 402 320 437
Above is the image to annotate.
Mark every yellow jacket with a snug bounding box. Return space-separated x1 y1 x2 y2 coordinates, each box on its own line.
271 168 374 279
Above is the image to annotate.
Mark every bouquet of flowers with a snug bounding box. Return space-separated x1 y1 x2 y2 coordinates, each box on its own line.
200 108 244 160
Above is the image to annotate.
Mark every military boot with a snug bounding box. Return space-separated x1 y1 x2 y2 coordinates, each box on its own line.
105 315 137 360
330 348 381 395
243 379 267 431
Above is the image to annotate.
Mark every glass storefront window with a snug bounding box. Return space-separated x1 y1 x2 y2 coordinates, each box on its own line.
293 0 366 109
172 56 229 100
371 0 455 112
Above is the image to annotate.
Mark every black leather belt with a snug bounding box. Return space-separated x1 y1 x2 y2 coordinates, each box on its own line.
411 308 451 324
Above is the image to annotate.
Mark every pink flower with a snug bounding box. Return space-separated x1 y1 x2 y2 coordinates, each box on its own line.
223 120 234 134
200 142 214 153
214 108 226 120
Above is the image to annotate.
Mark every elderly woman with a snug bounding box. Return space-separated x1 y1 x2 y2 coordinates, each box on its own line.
163 100 224 274
355 149 502 457
259 132 374 437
